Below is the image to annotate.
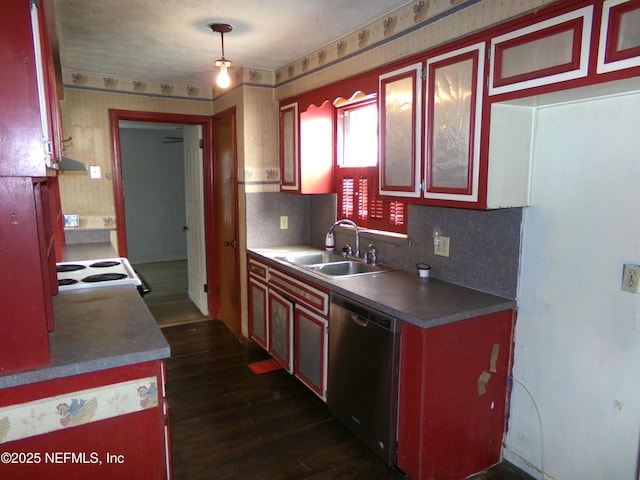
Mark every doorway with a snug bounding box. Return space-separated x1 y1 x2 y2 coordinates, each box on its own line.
119 122 187 264
109 109 213 318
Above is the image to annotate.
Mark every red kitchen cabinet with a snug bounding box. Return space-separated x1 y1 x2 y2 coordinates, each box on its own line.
279 101 334 193
488 6 593 96
0 177 52 374
397 309 515 480
46 175 65 262
597 0 640 74
31 0 65 167
268 289 294 372
248 277 269 350
424 42 485 204
0 0 62 176
378 63 423 198
247 254 330 401
293 305 328 400
0 0 66 374
248 257 269 349
0 361 171 480
279 103 299 191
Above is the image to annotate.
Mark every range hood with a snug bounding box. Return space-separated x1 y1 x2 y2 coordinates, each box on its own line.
58 156 88 171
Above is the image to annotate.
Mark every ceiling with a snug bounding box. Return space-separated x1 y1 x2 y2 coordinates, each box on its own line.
51 0 414 87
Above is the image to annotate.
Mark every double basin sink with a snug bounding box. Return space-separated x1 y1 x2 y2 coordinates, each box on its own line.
276 251 394 278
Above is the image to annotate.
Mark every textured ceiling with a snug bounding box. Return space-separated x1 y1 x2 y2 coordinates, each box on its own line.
52 0 414 86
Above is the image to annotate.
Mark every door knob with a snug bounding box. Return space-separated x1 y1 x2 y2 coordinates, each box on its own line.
182 225 189 231
224 239 237 248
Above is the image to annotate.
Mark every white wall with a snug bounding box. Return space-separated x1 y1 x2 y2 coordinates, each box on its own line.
505 91 640 479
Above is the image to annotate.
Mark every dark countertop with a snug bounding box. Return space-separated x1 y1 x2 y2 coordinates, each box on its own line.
0 285 170 389
250 246 516 328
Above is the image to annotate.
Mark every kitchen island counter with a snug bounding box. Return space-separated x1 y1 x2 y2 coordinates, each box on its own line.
0 285 170 389
249 246 516 329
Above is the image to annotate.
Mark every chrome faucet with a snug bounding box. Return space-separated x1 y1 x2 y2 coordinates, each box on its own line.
328 219 360 259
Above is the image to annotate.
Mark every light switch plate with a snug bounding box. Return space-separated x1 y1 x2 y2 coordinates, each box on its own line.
280 216 288 229
89 165 101 179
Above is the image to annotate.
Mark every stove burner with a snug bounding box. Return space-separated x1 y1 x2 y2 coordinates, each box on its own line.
58 278 79 286
82 273 128 283
89 261 121 268
57 264 87 273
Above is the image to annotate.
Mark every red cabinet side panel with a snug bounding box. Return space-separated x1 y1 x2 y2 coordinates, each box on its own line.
398 310 515 480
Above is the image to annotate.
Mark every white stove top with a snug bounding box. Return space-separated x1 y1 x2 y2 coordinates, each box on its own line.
57 257 142 291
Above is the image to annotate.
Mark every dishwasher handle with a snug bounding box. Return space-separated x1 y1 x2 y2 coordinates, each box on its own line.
332 294 400 332
350 312 369 327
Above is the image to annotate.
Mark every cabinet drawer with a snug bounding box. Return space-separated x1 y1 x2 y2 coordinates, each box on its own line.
248 258 268 281
268 268 329 316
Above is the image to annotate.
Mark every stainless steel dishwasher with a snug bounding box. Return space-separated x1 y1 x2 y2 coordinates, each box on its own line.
328 294 402 465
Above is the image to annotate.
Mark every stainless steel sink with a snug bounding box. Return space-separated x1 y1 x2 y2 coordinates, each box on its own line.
308 261 390 277
276 251 394 278
276 252 345 265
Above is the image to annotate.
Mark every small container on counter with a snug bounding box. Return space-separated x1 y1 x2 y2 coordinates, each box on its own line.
416 263 431 282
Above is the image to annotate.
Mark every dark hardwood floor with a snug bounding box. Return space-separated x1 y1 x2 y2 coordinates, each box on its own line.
146 260 534 480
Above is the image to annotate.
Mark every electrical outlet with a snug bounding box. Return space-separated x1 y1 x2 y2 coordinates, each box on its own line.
434 236 450 257
621 264 640 293
280 216 288 230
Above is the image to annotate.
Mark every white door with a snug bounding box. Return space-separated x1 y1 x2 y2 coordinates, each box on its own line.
183 125 208 316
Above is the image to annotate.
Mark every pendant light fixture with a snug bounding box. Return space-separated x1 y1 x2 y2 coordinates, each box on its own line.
209 23 233 89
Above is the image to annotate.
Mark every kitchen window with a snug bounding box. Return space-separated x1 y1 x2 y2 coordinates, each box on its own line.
335 96 407 235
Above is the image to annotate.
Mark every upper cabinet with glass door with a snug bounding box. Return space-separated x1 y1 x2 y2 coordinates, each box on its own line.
597 0 640 74
488 6 593 96
279 103 299 191
378 63 422 198
424 43 485 204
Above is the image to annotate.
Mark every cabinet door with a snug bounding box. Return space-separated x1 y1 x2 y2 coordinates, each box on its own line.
268 290 293 372
378 63 422 198
0 2 46 176
597 0 640 74
299 101 334 193
489 6 593 95
279 102 299 191
0 177 51 374
294 305 328 401
31 2 63 167
248 278 269 350
424 43 484 203
33 179 57 331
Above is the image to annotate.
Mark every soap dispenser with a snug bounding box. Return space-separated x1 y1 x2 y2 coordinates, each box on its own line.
325 232 335 251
